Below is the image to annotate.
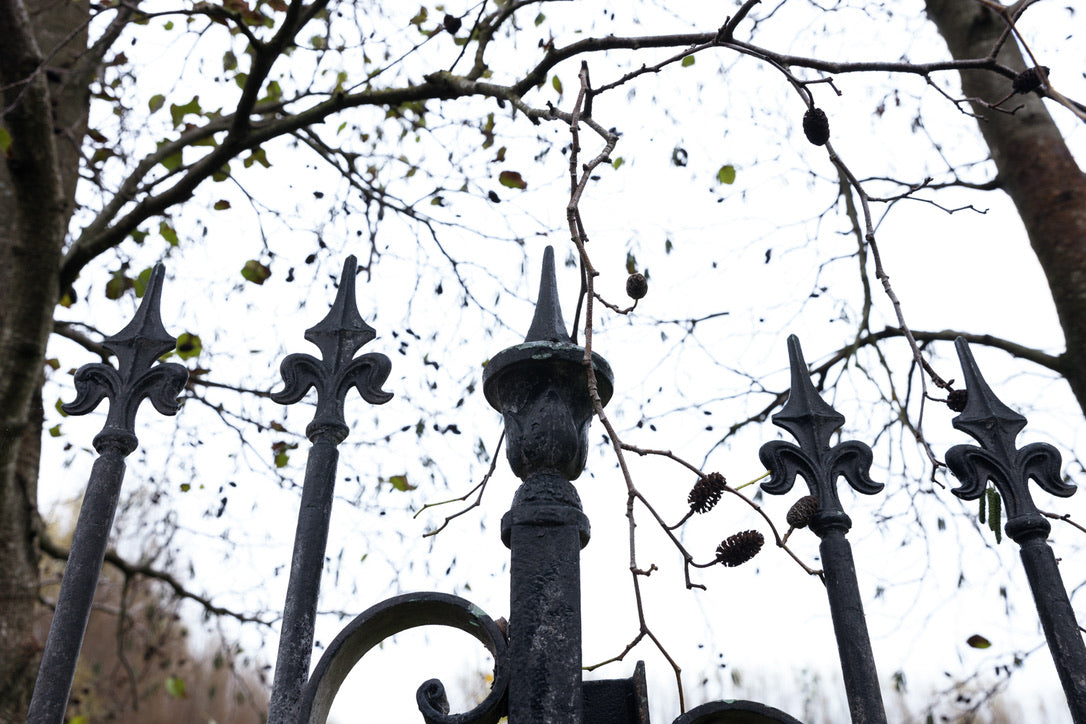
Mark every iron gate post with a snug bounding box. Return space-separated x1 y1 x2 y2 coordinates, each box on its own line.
26 266 188 724
483 246 614 723
266 256 392 724
758 335 888 724
945 337 1086 722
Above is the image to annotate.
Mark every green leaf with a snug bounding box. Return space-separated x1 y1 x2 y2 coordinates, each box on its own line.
159 220 179 246
534 12 545 26
966 634 992 649
180 482 191 492
133 267 154 297
388 474 417 492
69 717 88 724
241 259 271 285
48 424 62 438
716 164 736 184
169 96 202 127
212 163 231 182
260 80 283 104
160 151 183 172
243 147 270 168
987 486 1002 543
222 51 238 72
105 270 132 300
665 238 673 254
552 75 563 96
409 7 428 28
0 127 12 156
272 441 298 469
165 675 188 699
681 55 695 67
176 332 202 360
148 94 165 112
213 199 231 210
625 251 637 274
498 170 527 189
612 157 624 169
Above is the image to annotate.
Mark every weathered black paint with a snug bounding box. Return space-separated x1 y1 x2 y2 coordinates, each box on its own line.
946 337 1086 721
27 265 188 724
759 335 887 724
33 254 1086 724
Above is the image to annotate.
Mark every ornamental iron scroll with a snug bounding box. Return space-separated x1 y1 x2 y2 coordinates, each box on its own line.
27 265 189 724
296 592 510 724
267 256 393 724
758 334 887 724
945 337 1086 720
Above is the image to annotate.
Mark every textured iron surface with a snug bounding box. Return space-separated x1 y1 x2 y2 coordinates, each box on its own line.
759 335 886 724
947 337 1086 721
485 246 614 723
297 592 509 724
267 256 392 724
27 265 188 724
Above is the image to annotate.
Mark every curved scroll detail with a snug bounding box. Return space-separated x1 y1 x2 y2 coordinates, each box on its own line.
271 255 393 440
671 699 805 724
61 264 188 452
946 337 1073 539
297 592 509 724
759 335 882 532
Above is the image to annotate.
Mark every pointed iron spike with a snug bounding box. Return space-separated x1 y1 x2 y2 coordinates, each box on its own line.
304 255 376 366
524 246 571 344
951 337 1026 444
104 263 177 376
786 334 807 394
773 335 844 448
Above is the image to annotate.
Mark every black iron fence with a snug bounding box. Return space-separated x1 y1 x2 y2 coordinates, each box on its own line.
26 248 1086 723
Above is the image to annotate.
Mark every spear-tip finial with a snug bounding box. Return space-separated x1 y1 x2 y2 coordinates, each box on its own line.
523 246 571 344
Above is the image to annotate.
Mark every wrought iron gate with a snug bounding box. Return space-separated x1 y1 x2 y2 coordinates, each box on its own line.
25 247 1086 723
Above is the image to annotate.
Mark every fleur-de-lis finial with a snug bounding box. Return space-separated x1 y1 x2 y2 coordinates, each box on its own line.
63 264 189 452
272 256 393 441
759 335 882 532
945 337 1073 541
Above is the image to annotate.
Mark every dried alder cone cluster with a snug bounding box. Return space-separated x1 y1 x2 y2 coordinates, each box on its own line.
686 473 767 568
802 107 830 146
688 472 726 514
716 530 765 567
786 494 819 529
1012 66 1050 95
626 272 648 300
946 388 968 413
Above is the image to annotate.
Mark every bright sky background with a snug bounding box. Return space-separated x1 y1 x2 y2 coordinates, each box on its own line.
37 1 1086 722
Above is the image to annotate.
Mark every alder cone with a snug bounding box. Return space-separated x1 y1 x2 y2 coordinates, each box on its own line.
1012 66 1049 95
786 495 819 529
947 389 968 413
626 272 648 300
802 108 830 146
716 530 764 567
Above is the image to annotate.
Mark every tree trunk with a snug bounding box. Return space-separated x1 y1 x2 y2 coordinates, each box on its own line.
925 0 1086 415
0 0 89 719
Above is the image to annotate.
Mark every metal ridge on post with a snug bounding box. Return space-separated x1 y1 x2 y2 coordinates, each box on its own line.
759 334 887 724
267 256 393 724
945 337 1086 721
28 264 188 724
483 245 615 723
